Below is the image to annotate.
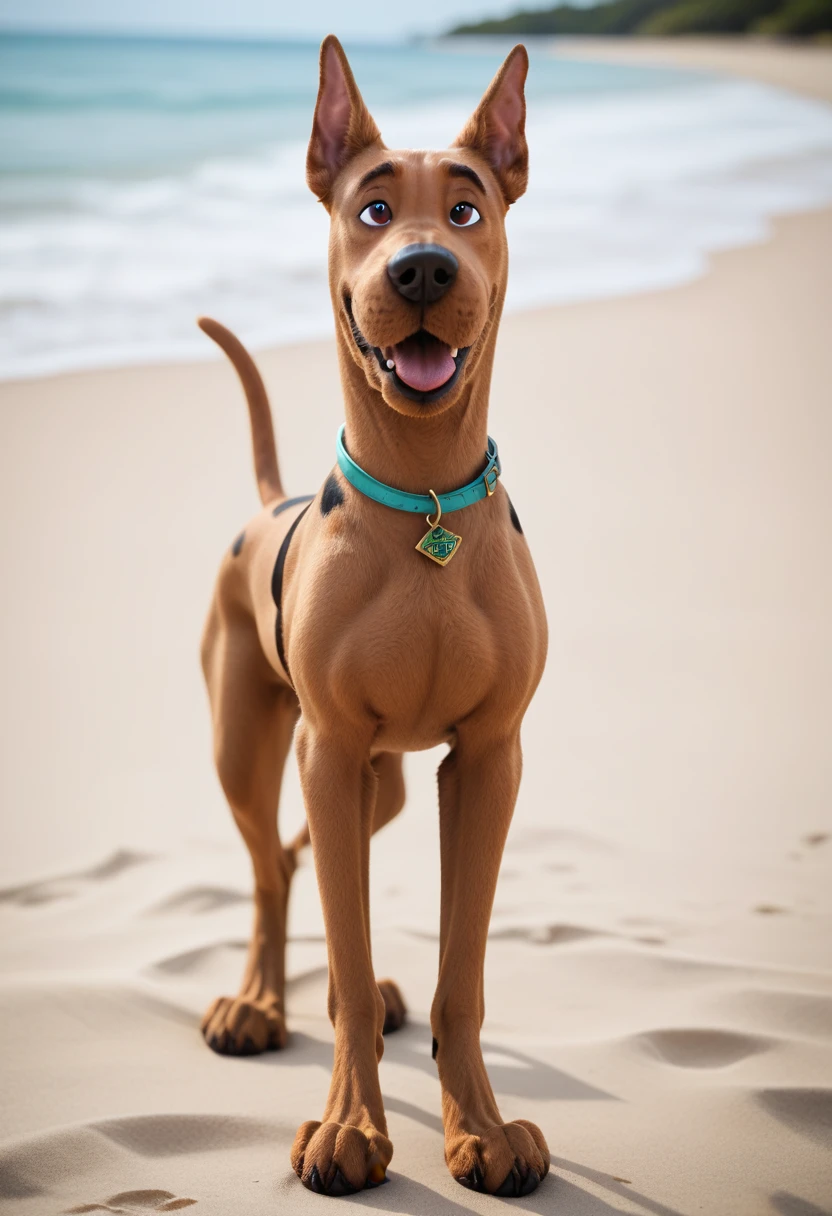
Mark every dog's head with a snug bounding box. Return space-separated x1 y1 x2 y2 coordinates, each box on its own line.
307 36 528 419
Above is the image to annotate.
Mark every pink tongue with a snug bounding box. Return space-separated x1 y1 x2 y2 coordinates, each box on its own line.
393 337 455 393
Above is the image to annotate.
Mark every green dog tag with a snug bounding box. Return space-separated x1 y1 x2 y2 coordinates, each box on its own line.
416 524 462 567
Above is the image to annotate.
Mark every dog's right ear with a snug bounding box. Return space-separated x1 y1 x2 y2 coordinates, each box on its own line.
307 36 383 205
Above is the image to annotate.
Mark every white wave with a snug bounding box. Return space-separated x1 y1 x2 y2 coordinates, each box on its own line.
2 78 832 379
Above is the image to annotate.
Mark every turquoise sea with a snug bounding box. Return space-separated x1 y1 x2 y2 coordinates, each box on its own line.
2 32 832 376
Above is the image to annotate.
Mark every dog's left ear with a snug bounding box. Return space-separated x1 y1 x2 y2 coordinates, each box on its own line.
454 45 529 206
307 35 383 205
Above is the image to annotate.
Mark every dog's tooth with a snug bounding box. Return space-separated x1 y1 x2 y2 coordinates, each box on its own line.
386 359 395 370
451 348 458 358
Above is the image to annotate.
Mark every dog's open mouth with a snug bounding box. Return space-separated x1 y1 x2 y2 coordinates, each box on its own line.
378 333 469 403
345 298 469 404
383 331 456 393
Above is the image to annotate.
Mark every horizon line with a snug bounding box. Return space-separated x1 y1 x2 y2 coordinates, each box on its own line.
0 24 439 47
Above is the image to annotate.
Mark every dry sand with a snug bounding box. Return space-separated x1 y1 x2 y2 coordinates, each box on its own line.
2 42 832 1216
550 37 832 105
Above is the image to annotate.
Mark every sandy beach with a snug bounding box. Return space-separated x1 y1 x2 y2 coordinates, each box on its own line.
550 36 832 104
1 39 831 1216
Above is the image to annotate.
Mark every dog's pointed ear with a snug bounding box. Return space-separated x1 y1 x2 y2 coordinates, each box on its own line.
307 35 383 204
453 45 528 206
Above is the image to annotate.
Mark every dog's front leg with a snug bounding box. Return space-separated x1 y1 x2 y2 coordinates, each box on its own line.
290 722 392 1196
431 733 550 1197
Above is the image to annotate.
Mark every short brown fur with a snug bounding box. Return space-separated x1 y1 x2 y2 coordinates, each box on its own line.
198 35 548 1197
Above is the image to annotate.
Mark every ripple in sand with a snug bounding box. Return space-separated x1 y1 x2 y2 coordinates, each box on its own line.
716 989 832 1041
756 1088 832 1148
489 923 605 946
148 940 247 977
144 886 250 916
770 1190 832 1216
633 1027 773 1068
0 849 154 908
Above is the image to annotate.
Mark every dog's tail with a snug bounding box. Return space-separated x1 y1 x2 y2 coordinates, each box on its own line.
197 317 284 505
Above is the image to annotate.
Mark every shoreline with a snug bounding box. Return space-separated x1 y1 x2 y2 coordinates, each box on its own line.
3 198 830 396
2 38 832 386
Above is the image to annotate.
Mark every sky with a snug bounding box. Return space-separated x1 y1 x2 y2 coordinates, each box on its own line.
0 0 599 42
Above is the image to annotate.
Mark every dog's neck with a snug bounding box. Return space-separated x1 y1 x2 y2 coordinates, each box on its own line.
337 342 498 498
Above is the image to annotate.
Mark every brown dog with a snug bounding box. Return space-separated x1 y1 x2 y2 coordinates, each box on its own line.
197 35 548 1198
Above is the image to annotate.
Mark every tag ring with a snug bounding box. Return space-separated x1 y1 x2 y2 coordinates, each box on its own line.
426 490 442 528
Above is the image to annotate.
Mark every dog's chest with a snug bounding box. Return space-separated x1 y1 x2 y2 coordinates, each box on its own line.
341 576 500 747
287 504 545 749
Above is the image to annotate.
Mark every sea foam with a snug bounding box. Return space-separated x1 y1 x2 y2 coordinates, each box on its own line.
1 39 832 379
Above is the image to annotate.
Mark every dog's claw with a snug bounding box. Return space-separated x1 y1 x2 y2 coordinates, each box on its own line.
495 1167 521 1197
303 1162 382 1194
201 996 286 1056
457 1157 540 1197
367 1162 388 1187
328 1167 357 1196
307 1165 326 1194
458 1163 485 1191
521 1168 541 1195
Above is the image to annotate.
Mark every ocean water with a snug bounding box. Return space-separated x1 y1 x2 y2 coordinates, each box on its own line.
2 32 832 379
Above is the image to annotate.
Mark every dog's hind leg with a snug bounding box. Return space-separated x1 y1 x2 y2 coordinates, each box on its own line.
200 599 299 1056
288 749 407 1035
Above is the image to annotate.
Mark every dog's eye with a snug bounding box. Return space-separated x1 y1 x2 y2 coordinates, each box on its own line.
449 202 480 227
359 201 392 227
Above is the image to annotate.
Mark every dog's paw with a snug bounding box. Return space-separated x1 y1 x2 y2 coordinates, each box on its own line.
377 978 407 1034
200 995 287 1055
448 1119 549 1197
291 1120 392 1195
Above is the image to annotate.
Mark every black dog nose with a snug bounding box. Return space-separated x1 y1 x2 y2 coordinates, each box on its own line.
387 243 458 305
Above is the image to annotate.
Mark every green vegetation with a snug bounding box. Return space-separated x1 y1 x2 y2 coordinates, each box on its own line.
450 0 832 37
755 0 832 34
642 0 783 34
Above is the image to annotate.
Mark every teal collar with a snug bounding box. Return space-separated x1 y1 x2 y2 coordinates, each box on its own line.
336 424 500 515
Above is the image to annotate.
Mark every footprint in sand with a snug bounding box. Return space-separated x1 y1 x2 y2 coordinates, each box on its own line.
633 1027 773 1068
64 1190 196 1213
0 1116 282 1211
0 849 153 908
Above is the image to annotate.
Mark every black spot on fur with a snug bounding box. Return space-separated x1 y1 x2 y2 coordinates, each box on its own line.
320 472 345 516
273 494 314 518
231 531 245 557
432 1036 438 1061
508 498 523 535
